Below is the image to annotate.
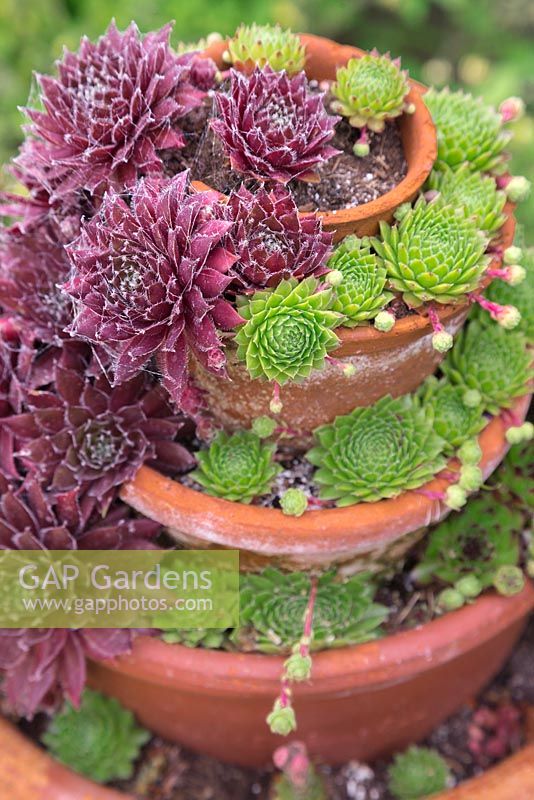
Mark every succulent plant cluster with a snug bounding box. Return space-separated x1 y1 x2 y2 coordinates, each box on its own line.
42 689 149 783
331 51 412 132
307 394 446 505
223 23 307 75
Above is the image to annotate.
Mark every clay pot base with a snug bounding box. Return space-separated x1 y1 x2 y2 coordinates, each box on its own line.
121 394 531 572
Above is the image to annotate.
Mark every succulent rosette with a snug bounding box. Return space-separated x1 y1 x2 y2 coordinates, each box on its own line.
419 377 486 453
331 51 411 131
424 88 511 173
1 347 194 512
388 747 450 800
224 23 307 74
226 185 332 289
442 321 532 415
211 66 340 183
416 494 521 588
307 394 446 505
328 236 393 325
43 689 149 783
0 223 72 344
428 165 507 237
373 199 489 307
236 569 387 653
19 22 206 204
0 627 140 718
235 277 342 384
192 430 281 503
64 172 242 403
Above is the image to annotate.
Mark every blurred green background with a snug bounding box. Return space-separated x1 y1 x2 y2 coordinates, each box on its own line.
0 0 532 238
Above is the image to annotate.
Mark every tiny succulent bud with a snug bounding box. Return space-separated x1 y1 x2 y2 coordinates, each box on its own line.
342 363 357 377
458 438 483 464
325 269 344 287
506 421 534 444
504 265 526 286
499 96 525 123
462 390 482 409
455 575 483 599
438 587 465 611
284 651 313 681
388 746 451 800
270 397 284 415
496 304 521 329
374 310 396 332
252 416 278 439
505 176 531 204
445 484 467 510
432 330 453 353
267 699 297 736
503 245 523 265
353 141 370 157
459 464 483 492
493 565 525 596
280 489 309 517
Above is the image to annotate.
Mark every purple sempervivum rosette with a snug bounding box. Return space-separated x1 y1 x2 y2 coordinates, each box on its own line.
210 65 340 183
226 184 333 289
64 171 242 403
19 22 206 205
1 346 194 513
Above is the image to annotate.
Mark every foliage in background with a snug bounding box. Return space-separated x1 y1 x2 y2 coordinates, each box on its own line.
0 0 533 239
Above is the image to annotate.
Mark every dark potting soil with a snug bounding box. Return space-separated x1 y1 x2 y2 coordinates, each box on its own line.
161 90 407 213
106 617 532 799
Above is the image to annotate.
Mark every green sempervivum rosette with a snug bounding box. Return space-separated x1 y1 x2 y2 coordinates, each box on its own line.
442 321 532 415
373 199 488 307
223 23 306 74
388 746 450 800
331 51 411 131
236 569 387 653
424 88 510 173
307 394 446 506
235 278 342 384
415 493 521 588
328 236 393 325
419 377 486 453
428 165 507 237
42 689 149 783
192 430 280 503
482 247 534 342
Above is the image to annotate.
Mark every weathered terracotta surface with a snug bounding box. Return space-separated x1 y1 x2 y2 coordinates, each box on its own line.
191 209 516 441
121 394 531 572
89 585 534 768
201 33 437 242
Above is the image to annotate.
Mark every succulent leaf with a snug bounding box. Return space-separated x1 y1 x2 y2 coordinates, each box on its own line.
236 569 387 653
417 494 521 588
441 321 532 415
211 66 340 183
42 689 149 783
428 165 507 236
235 278 342 384
225 24 306 74
307 394 446 505
418 377 486 453
328 236 393 325
373 199 489 307
388 746 450 800
424 88 511 173
192 430 281 503
332 51 411 131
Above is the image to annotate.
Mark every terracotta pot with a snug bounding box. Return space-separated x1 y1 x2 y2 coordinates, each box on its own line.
121 394 531 572
88 585 534 769
2 715 534 800
201 33 437 243
191 209 516 442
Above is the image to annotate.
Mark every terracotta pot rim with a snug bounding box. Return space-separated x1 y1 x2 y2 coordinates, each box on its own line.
1 716 534 800
121 394 531 550
98 583 534 695
201 32 437 228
